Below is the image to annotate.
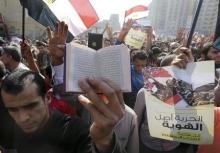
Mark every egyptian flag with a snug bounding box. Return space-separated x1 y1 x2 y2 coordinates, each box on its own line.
149 67 172 78
125 5 149 21
19 0 99 41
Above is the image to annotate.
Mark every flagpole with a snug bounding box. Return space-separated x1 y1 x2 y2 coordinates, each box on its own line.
214 0 220 41
22 1 25 41
186 0 203 48
123 11 127 26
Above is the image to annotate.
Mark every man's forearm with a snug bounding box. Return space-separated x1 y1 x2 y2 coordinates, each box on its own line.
92 133 126 153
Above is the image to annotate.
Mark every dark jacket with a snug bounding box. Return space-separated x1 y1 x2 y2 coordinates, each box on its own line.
14 111 92 153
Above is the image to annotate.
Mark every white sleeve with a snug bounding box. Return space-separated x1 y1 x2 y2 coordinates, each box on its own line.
52 63 64 85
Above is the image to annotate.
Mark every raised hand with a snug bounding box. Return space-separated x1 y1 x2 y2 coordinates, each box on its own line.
20 41 40 73
118 19 134 42
20 40 33 60
78 78 125 153
47 21 68 65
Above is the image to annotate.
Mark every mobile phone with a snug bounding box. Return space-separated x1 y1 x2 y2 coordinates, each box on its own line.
88 33 103 50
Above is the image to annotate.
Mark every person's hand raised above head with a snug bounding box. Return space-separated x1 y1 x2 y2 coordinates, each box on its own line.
47 21 68 65
20 40 33 60
171 47 194 69
118 19 134 42
78 78 125 153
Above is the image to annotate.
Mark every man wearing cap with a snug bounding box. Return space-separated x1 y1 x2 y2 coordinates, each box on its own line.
0 46 29 73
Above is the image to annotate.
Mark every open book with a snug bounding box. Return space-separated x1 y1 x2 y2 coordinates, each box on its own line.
64 42 131 92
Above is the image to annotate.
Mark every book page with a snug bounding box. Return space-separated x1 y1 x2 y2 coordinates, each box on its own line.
96 45 131 91
170 61 215 90
65 43 96 92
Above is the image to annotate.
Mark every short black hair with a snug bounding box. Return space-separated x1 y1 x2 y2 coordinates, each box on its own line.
132 51 148 61
2 46 21 62
36 41 47 47
201 42 213 60
160 54 176 67
0 61 6 79
151 47 162 55
0 37 6 46
1 70 46 97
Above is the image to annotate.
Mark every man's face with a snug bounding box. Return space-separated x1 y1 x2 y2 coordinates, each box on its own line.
1 83 50 134
214 80 220 106
103 40 111 47
207 47 220 62
37 46 46 53
133 58 147 73
0 52 10 67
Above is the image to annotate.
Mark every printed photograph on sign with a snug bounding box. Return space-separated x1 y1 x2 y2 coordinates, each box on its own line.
143 61 215 107
143 61 215 144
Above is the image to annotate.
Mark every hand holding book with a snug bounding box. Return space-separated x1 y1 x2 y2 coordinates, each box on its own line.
78 78 125 153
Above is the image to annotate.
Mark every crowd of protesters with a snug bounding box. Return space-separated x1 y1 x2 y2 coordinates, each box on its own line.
0 19 219 153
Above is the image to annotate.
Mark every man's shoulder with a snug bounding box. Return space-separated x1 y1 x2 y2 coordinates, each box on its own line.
137 88 146 98
51 110 89 131
48 111 91 147
14 63 29 72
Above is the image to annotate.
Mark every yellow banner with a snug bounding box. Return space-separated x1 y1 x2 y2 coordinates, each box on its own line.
125 28 146 49
44 0 55 4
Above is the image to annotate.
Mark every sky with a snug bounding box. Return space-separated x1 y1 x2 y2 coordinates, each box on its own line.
90 0 152 23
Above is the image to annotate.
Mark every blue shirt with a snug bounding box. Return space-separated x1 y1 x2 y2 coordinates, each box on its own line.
131 65 144 94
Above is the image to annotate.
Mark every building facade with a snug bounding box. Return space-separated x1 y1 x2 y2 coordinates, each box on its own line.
149 0 218 36
195 0 218 35
0 0 45 40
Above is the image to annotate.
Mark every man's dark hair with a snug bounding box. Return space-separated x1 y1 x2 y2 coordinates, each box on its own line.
201 42 213 60
151 47 162 55
160 54 176 67
0 37 6 46
132 51 148 62
0 47 3 56
0 61 6 79
36 40 47 47
1 70 46 97
2 46 21 62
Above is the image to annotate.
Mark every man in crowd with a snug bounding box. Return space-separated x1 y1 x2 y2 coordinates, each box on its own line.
0 46 29 72
0 69 125 153
131 51 148 95
200 37 220 67
123 51 148 108
35 40 51 72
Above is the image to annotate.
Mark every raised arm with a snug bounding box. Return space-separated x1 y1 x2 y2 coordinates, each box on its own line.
116 19 134 45
47 21 68 66
20 41 40 73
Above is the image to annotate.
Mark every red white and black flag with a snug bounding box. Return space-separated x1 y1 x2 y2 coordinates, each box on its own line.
125 5 149 21
44 0 99 36
20 0 99 39
20 0 152 38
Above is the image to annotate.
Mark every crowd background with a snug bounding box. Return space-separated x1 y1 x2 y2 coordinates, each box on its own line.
0 17 219 153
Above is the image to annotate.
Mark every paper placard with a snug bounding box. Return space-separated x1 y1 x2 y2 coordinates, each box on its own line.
143 61 215 144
